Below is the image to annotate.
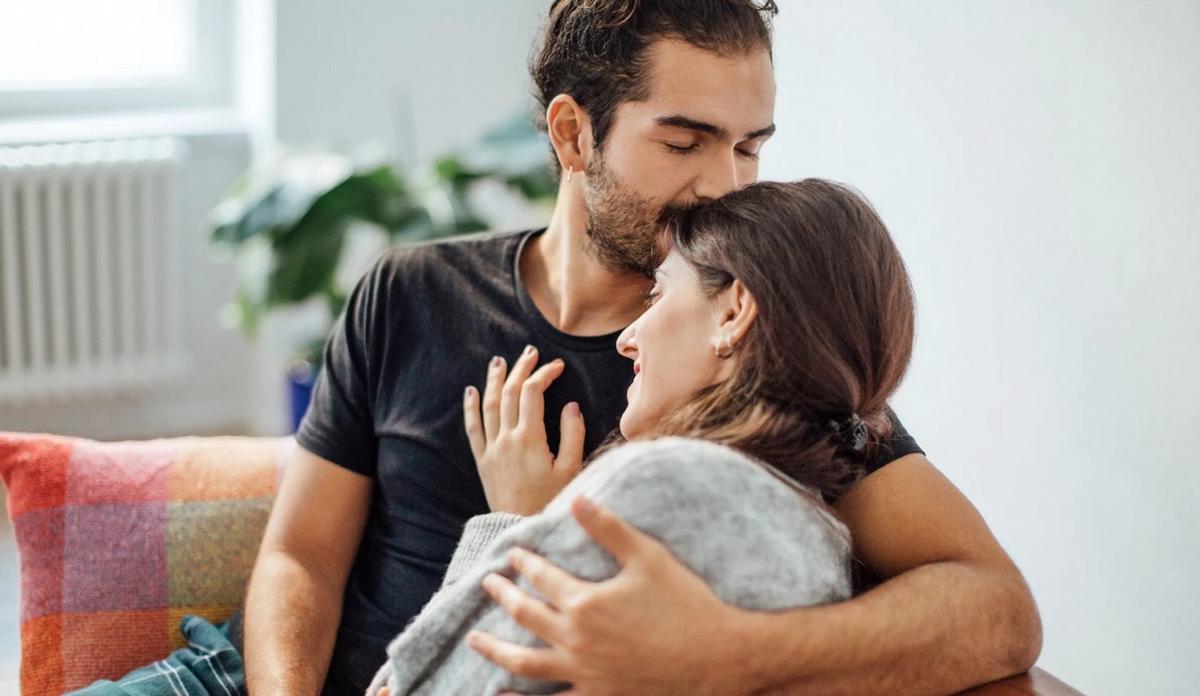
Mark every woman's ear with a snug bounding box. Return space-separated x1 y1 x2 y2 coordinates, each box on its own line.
546 95 592 178
714 280 758 353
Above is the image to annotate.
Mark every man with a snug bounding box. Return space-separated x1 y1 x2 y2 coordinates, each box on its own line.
248 1 1042 694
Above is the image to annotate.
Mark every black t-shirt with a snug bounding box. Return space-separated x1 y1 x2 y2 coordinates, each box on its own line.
296 228 922 694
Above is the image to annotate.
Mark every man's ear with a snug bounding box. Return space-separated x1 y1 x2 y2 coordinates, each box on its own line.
715 280 758 350
546 94 592 176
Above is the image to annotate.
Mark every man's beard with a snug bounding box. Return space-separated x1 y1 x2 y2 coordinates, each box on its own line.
582 153 662 278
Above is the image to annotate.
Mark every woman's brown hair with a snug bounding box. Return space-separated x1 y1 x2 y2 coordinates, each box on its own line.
629 179 916 500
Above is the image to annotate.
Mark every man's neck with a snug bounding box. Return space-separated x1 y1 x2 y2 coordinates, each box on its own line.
521 186 650 337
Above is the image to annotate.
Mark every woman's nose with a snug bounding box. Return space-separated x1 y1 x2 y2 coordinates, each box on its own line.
616 323 638 359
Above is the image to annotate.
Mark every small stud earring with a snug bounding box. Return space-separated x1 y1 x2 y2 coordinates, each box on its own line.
715 334 734 359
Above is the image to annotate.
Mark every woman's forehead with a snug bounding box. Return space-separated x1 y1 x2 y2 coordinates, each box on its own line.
656 251 690 277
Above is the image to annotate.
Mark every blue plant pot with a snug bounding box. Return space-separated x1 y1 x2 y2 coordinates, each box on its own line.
287 360 318 434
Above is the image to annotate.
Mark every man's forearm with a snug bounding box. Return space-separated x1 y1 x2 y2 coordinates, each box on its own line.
243 550 346 696
735 560 1042 695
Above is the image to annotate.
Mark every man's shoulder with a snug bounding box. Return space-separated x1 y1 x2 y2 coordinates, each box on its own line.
349 228 535 333
372 228 532 282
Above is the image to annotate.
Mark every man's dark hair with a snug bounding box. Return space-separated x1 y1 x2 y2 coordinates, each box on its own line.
530 0 778 160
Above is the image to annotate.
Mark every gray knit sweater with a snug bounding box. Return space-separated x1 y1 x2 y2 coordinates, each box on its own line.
365 437 853 695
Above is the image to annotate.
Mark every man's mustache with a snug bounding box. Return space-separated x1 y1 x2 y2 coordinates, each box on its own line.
656 200 708 227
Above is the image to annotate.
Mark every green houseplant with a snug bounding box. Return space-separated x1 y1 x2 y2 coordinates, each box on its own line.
210 115 557 429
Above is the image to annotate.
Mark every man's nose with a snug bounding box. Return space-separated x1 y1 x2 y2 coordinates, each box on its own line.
693 151 740 201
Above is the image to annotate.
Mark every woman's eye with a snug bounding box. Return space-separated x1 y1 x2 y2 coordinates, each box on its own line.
643 287 662 306
665 143 698 155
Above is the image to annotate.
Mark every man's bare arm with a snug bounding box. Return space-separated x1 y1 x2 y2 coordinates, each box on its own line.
738 453 1043 694
243 445 372 696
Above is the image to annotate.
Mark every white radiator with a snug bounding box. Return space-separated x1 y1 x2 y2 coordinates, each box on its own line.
0 138 189 405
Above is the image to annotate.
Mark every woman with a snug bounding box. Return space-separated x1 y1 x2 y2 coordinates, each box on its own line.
369 178 915 694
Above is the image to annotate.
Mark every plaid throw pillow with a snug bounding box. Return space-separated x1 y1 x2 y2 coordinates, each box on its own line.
0 432 290 695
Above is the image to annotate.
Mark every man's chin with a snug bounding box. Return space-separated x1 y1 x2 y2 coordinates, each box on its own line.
584 233 655 277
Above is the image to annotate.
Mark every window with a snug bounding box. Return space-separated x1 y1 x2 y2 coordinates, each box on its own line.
0 0 234 119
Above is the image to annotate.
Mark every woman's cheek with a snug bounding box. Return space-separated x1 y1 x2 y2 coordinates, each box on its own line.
619 400 643 439
620 377 651 438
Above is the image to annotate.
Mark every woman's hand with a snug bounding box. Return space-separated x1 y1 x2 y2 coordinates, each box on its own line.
464 345 586 516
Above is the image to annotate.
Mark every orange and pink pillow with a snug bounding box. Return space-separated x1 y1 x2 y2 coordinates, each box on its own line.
0 432 290 695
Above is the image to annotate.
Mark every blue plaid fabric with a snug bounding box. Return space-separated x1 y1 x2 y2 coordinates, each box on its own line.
69 615 245 696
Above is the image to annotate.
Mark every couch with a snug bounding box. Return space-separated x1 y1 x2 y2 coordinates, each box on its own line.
0 431 1079 695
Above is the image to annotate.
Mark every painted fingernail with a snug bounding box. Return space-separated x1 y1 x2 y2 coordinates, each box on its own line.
491 356 502 368
524 344 536 356
566 401 580 416
464 386 474 400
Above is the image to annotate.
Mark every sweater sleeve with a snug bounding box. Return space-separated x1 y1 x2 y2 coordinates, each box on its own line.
442 512 524 587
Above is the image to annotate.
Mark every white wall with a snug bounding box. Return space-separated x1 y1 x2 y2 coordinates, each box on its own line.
275 0 548 170
762 2 1199 693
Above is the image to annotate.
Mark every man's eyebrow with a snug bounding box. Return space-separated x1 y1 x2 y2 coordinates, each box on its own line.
655 115 728 140
654 114 776 141
745 123 776 140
